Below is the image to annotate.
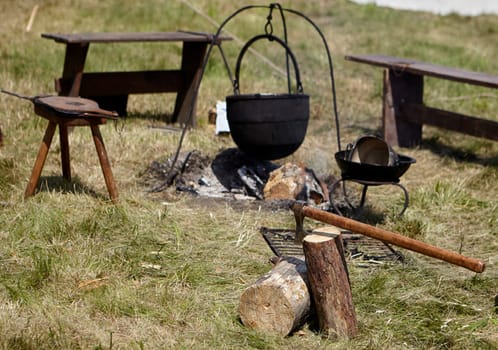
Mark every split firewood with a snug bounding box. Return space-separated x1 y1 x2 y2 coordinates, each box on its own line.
303 227 358 338
263 163 327 205
239 225 359 337
238 256 311 336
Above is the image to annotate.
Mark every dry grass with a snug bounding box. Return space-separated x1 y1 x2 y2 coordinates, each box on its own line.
0 0 497 349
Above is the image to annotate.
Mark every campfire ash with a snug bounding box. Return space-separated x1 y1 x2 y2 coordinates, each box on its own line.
143 148 329 205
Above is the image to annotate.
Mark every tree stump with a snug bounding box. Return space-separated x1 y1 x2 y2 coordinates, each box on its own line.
238 256 311 336
303 226 358 338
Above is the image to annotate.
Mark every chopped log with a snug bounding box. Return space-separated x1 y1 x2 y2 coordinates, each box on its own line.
303 227 358 338
263 163 327 205
238 256 311 336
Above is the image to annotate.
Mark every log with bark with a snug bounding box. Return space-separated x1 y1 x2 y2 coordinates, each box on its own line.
238 256 311 336
303 227 358 338
239 225 359 338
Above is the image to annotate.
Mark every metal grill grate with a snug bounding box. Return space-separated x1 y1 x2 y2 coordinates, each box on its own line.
260 227 404 266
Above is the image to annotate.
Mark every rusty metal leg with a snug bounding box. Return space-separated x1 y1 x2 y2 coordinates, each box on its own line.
59 124 71 180
25 122 57 198
392 182 409 216
359 185 369 208
90 125 118 203
341 180 357 211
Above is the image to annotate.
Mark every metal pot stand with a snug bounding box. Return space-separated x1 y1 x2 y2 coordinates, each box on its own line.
330 141 415 217
329 177 409 217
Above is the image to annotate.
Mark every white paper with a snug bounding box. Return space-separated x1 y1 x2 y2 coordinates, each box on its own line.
215 101 230 135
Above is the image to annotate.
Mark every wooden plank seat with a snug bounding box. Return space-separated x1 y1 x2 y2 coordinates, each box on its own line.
345 54 498 147
25 96 119 203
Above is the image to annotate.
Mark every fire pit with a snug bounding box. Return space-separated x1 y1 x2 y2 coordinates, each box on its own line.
142 148 328 206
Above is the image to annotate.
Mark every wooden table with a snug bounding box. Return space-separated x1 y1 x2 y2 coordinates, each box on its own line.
42 31 231 125
345 54 498 147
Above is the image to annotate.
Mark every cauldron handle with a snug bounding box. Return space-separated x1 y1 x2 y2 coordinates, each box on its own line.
232 34 304 95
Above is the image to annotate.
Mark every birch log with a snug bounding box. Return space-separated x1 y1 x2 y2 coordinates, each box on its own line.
238 256 311 336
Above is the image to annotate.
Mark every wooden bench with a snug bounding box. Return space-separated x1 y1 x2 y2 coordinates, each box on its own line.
42 31 231 126
345 54 498 147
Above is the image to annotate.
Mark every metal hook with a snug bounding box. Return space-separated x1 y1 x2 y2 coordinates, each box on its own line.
265 14 274 35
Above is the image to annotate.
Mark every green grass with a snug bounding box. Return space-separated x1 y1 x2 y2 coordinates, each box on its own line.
0 0 497 348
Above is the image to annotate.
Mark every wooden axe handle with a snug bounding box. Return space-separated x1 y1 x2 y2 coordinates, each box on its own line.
292 203 486 273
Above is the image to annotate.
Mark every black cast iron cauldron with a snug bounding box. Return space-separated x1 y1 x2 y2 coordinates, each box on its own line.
226 34 310 160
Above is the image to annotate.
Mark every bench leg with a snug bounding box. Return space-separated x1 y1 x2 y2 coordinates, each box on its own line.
25 122 57 198
382 69 423 147
59 124 71 180
60 42 90 97
172 41 208 126
90 125 118 203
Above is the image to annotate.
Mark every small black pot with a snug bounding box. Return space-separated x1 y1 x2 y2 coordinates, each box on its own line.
335 150 416 182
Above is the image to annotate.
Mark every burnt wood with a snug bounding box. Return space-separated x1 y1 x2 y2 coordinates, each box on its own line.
345 54 498 146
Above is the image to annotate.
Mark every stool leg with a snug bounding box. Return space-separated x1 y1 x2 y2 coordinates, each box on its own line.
59 124 71 180
25 122 57 198
90 125 118 203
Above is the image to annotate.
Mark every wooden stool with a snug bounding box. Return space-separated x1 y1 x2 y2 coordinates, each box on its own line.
25 96 119 203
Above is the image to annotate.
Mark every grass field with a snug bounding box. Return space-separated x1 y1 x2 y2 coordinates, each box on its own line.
0 1 497 349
